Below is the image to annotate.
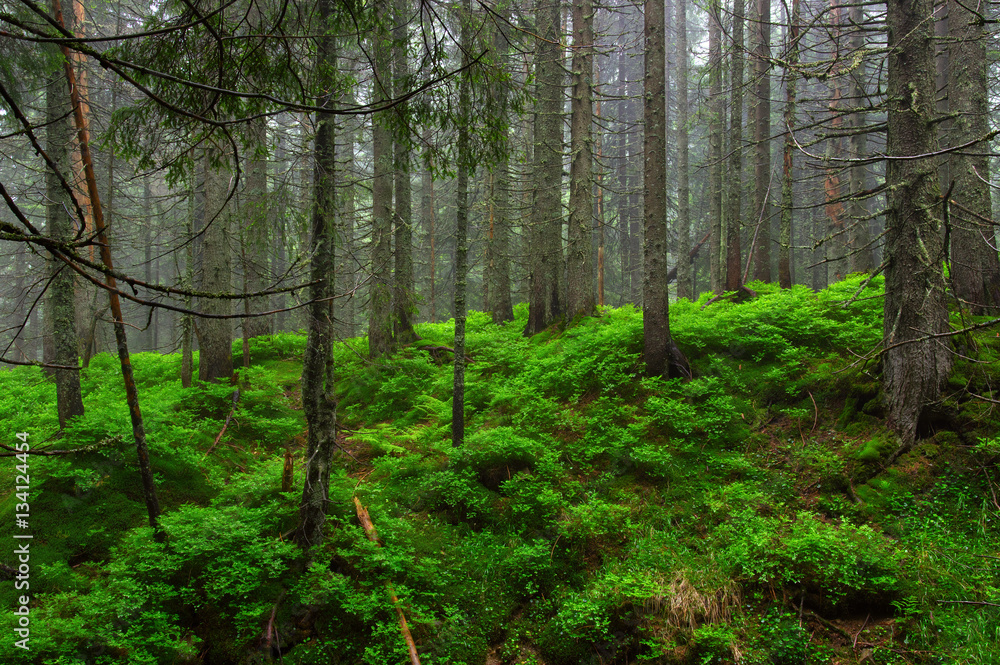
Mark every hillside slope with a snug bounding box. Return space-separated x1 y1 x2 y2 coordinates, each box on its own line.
1 276 998 664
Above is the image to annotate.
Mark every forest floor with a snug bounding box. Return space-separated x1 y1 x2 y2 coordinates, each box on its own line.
2 274 999 664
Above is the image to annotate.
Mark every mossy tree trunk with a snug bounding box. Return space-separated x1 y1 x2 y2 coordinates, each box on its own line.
847 2 874 274
707 0 723 292
45 49 85 428
295 0 338 549
778 0 798 289
726 0 746 292
336 76 359 339
484 6 514 325
197 144 234 383
393 0 417 344
644 0 688 379
452 0 472 447
948 0 1000 312
52 0 160 529
675 0 692 300
242 115 271 341
566 0 595 320
752 0 772 283
882 0 952 446
369 0 395 358
524 0 564 335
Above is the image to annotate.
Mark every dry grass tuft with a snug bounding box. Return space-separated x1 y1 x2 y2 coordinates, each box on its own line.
644 569 741 632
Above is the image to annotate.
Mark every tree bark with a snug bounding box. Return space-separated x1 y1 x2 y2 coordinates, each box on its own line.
708 0 724 292
883 0 952 446
823 0 846 283
334 70 359 339
778 0 798 289
242 116 271 341
369 0 395 358
393 0 417 343
948 0 1000 312
452 0 472 447
197 144 234 383
644 0 688 379
847 2 874 274
726 0 745 291
752 0 772 282
45 30 85 427
181 155 196 387
53 0 160 529
421 127 436 322
295 0 338 549
273 118 289 333
485 160 514 322
675 0 692 300
524 0 564 335
566 0 596 319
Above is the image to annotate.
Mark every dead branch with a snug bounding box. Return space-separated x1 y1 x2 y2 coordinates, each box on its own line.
204 388 241 457
353 497 421 665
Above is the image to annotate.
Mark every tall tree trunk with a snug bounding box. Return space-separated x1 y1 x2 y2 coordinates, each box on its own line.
644 0 688 378
778 0 798 288
883 0 952 446
708 0 724 292
614 25 630 305
567 0 595 319
336 92 358 338
393 0 417 343
54 0 160 528
948 0 1000 311
143 176 154 351
181 152 197 386
675 0 692 299
421 127 436 322
452 0 472 446
197 144 234 383
485 158 514 322
594 57 606 309
726 0 745 291
525 0 564 335
369 0 395 358
45 39 85 427
811 193 827 290
847 2 874 273
273 120 289 333
627 63 643 306
823 0 846 283
13 245 31 362
243 116 271 341
752 0 772 282
644 0 669 373
295 0 338 549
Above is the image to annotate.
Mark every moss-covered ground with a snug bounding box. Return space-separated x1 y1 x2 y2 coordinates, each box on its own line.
1 275 999 664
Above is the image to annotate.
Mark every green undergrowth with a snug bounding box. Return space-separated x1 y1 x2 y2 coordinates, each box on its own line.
2 275 999 664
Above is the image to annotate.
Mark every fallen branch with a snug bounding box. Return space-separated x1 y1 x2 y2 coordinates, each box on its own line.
802 608 853 642
853 613 870 650
809 391 818 433
204 388 241 458
353 497 421 665
936 599 1000 607
259 591 286 660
